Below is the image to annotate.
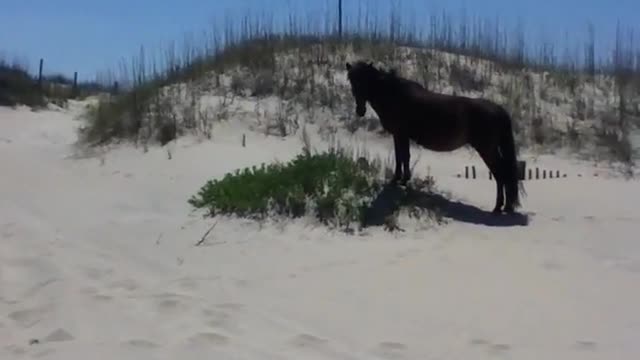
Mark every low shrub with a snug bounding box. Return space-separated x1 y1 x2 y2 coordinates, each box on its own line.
188 149 384 228
0 63 46 107
189 147 445 231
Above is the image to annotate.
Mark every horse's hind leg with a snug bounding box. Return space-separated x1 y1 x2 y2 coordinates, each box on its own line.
475 145 505 213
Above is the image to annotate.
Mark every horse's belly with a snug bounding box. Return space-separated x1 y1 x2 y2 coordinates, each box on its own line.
412 127 468 152
417 140 465 152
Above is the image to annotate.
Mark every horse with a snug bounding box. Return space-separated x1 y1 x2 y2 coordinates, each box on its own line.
345 60 525 214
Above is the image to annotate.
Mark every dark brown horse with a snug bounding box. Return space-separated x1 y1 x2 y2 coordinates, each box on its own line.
345 60 525 214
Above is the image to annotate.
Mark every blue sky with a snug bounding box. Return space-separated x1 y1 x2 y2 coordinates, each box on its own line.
1 0 637 80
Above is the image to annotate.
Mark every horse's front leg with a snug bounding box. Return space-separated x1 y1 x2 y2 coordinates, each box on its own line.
392 134 411 185
399 135 411 184
391 133 403 184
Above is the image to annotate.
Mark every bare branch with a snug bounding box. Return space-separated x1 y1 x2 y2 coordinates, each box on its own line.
195 221 218 246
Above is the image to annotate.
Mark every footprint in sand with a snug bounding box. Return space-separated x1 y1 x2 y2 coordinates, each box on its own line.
148 293 194 314
80 286 112 302
33 348 57 358
43 328 74 343
488 343 511 354
107 278 139 292
301 260 358 273
395 248 422 260
288 334 359 359
1 222 17 238
92 294 113 302
574 340 598 351
290 333 329 348
469 338 511 355
470 338 490 346
156 298 183 312
177 278 199 291
23 278 59 299
83 267 114 281
203 309 233 330
187 332 230 346
234 279 249 287
215 303 245 312
371 341 408 359
4 344 27 356
542 259 564 271
169 276 220 292
8 306 50 328
123 339 160 349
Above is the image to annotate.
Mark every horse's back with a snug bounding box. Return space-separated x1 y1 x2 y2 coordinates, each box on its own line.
405 90 509 150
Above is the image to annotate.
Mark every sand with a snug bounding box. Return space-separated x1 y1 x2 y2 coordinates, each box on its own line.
1 101 639 359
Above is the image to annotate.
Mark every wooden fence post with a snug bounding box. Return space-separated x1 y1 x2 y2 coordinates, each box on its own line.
517 160 526 180
72 72 78 98
338 0 343 38
38 58 44 89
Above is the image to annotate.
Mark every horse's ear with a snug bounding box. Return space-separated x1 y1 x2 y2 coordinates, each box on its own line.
346 62 352 70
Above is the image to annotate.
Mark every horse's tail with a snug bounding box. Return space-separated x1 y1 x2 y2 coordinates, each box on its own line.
498 108 526 209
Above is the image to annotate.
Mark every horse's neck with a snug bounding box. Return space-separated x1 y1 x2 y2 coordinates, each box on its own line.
369 78 395 112
367 77 403 113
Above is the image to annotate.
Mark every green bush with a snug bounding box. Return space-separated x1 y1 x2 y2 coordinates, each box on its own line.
188 149 385 227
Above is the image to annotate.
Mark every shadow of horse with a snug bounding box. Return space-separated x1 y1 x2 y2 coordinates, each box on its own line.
362 183 530 228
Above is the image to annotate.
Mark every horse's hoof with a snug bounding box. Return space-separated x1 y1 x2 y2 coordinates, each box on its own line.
491 208 503 215
390 176 403 186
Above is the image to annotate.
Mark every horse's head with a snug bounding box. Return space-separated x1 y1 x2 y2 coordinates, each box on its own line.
345 61 376 117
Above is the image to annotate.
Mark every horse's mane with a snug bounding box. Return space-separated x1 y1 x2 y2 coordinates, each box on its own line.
371 63 424 90
351 60 426 92
367 62 399 79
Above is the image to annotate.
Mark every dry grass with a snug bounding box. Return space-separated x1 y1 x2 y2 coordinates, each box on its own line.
72 5 639 166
